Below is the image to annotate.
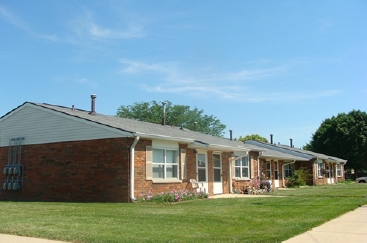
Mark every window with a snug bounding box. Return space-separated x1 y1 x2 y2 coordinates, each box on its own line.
325 164 333 178
336 164 341 177
317 161 324 177
235 156 250 179
197 153 207 182
152 148 178 179
274 161 279 180
284 164 293 178
213 154 221 183
266 162 271 179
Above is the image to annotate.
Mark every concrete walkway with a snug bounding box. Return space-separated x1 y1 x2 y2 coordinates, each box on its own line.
283 205 367 243
0 234 68 243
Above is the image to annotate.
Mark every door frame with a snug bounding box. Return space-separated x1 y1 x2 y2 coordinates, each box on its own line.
196 150 209 193
213 153 223 194
273 161 279 188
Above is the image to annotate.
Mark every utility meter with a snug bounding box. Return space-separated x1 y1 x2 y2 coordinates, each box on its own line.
12 182 18 190
2 182 7 190
13 166 18 175
7 167 13 175
3 166 8 175
7 182 12 190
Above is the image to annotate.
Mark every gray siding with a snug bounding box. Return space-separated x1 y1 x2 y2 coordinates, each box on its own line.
0 104 129 147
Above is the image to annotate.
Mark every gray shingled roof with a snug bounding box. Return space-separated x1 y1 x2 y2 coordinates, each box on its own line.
13 102 263 152
260 149 309 161
245 140 347 163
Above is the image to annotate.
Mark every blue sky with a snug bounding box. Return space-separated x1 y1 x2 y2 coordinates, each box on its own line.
1 1 366 147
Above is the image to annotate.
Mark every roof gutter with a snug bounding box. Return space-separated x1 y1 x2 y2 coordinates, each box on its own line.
282 160 296 187
130 136 140 202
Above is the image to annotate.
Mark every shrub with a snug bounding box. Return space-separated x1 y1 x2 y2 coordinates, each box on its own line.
137 189 208 204
286 167 312 188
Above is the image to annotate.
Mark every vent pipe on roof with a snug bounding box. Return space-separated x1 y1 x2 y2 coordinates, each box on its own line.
290 138 293 147
161 101 167 125
229 130 233 141
89 94 97 115
194 122 197 131
270 134 273 144
71 105 75 111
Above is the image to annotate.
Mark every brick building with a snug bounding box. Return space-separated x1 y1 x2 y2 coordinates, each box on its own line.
0 98 346 202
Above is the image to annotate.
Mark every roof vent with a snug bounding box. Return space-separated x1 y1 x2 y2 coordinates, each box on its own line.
229 129 233 141
270 134 273 144
89 94 97 115
161 101 167 125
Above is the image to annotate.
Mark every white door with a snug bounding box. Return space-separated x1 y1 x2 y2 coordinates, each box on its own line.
213 154 223 194
197 153 209 193
274 161 279 188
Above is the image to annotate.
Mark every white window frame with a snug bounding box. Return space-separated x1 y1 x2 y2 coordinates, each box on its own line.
196 152 208 183
284 164 293 178
152 147 179 180
317 160 324 178
266 161 271 179
336 163 341 177
234 155 251 180
213 153 222 182
274 161 279 180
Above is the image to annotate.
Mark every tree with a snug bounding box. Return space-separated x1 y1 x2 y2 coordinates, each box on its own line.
238 134 268 143
116 101 226 137
306 110 367 172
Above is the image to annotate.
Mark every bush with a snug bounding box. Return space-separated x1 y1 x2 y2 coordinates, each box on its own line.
286 167 312 188
137 189 208 204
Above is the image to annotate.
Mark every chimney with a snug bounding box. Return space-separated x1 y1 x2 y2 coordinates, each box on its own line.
89 94 97 115
270 134 273 144
194 122 197 131
229 130 233 141
290 138 293 147
161 101 167 125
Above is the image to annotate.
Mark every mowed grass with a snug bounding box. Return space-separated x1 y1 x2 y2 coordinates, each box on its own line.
0 183 367 243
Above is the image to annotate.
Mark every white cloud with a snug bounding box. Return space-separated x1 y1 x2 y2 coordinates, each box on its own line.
119 58 341 103
88 22 143 39
0 6 29 31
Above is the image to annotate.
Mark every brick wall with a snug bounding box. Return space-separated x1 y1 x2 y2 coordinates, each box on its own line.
0 137 133 202
133 144 234 197
231 151 260 192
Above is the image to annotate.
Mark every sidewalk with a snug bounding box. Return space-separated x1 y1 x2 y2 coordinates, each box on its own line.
0 234 68 243
283 205 367 243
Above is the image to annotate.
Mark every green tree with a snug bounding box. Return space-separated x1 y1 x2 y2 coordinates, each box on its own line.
238 134 268 143
116 101 226 137
306 110 367 171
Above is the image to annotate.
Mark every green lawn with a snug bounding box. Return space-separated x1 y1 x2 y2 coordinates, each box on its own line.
1 183 366 243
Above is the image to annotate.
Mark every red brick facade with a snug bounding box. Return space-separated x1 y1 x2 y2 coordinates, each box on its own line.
1 137 242 202
0 138 133 202
1 136 343 202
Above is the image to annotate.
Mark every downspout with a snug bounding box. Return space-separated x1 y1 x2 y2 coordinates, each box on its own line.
229 155 233 193
130 136 140 202
282 160 296 187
